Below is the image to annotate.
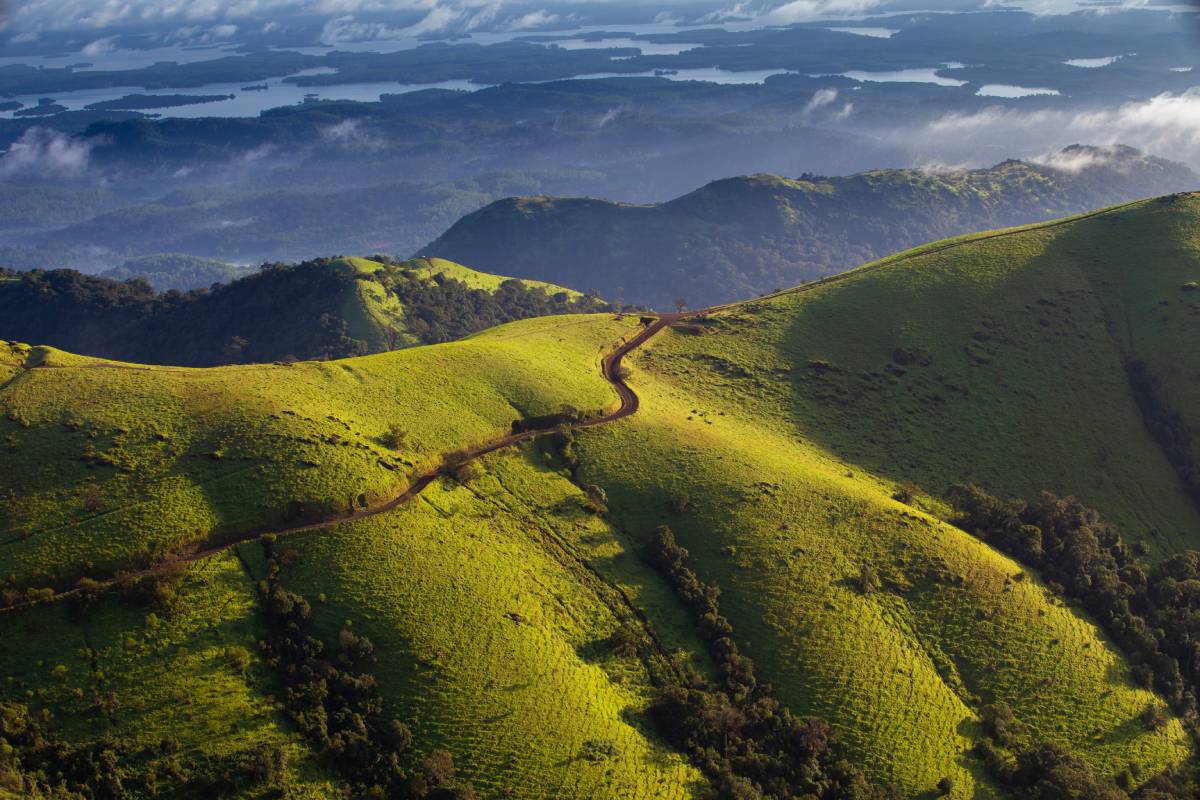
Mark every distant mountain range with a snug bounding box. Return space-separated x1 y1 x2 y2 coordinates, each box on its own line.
422 145 1199 308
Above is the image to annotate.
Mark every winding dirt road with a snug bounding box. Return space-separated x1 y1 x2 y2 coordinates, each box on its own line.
0 312 684 609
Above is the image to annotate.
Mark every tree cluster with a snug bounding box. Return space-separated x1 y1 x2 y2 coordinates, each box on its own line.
0 699 291 798
369 260 607 345
258 542 477 799
949 485 1200 732
643 525 899 800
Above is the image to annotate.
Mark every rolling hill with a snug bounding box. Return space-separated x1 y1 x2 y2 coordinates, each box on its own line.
0 256 599 367
2 195 1199 799
422 145 1199 309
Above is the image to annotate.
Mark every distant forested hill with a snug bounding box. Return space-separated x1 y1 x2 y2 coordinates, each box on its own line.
0 256 600 366
99 253 251 292
423 145 1198 308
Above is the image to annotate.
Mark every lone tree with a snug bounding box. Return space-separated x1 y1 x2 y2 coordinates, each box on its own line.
674 298 687 313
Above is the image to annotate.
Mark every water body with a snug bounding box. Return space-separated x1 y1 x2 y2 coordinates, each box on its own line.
1064 55 1123 67
841 68 967 86
1170 66 1193 72
538 67 798 85
0 75 485 120
977 84 1061 97
0 43 241 71
827 27 900 38
545 37 703 56
0 64 798 120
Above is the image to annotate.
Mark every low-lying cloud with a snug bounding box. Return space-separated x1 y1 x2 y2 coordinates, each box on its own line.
0 128 95 177
321 118 385 149
891 90 1200 169
3 0 582 36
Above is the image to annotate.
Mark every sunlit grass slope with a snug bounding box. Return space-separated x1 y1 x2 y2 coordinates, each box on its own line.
0 553 340 797
0 313 637 590
570 196 1200 795
338 256 585 352
247 449 702 800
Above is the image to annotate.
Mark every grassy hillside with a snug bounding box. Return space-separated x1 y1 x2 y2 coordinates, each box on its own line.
0 256 598 367
564 194 1200 793
0 313 635 591
423 145 1198 308
2 197 1198 798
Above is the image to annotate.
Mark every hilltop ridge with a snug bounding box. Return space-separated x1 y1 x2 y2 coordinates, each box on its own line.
423 145 1198 307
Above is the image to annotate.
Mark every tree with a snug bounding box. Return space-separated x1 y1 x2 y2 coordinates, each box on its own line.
674 297 687 313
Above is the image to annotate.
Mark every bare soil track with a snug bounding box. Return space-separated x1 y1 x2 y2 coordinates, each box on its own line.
1 195 1162 609
0 313 683 610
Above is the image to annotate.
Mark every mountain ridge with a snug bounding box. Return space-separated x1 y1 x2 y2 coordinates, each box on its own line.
422 144 1199 308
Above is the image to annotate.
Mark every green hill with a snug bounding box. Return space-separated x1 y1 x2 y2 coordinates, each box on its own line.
2 196 1199 799
422 145 1198 309
0 256 599 366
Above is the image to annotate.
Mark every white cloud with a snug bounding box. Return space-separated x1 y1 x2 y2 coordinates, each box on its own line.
2 0 591 35
81 36 117 55
802 87 838 114
320 117 384 148
0 128 96 177
496 9 562 31
895 90 1200 169
1031 144 1125 173
700 0 885 24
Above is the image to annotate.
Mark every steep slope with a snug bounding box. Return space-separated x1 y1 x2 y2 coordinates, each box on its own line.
0 311 703 799
0 256 598 366
423 145 1198 308
2 197 1198 798
564 195 1200 793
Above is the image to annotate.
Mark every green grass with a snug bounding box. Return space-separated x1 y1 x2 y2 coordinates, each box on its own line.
1 197 1197 798
336 255 587 352
408 256 585 297
244 449 703 799
0 552 339 797
565 196 1200 794
0 313 637 589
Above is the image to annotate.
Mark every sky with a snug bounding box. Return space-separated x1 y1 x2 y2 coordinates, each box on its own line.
1 0 1162 41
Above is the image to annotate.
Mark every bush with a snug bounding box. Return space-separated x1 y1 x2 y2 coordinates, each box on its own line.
381 423 410 451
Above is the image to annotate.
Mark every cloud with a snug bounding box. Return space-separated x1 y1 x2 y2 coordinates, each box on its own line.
3 0 588 36
320 118 384 148
0 128 95 177
893 90 1200 169
700 0 885 24
81 36 117 55
802 88 838 115
320 14 413 41
1030 144 1126 173
496 9 562 31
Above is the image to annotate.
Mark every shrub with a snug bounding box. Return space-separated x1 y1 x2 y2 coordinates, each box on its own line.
381 423 410 451
667 491 691 515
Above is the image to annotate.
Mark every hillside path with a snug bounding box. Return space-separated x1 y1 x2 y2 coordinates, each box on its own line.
1 312 686 608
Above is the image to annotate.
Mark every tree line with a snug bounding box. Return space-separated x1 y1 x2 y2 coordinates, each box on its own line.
949 485 1200 797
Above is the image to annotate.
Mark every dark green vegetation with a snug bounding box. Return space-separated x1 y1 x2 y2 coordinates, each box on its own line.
99 253 250 292
2 196 1199 798
643 525 900 799
950 488 1200 748
424 146 1197 307
0 256 600 366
